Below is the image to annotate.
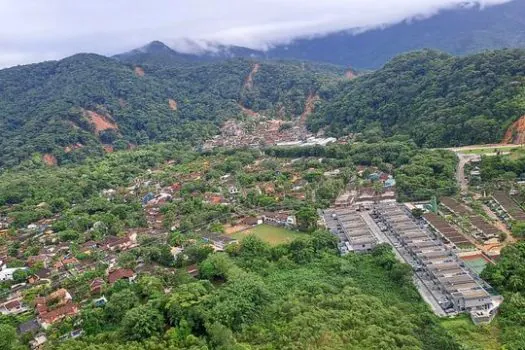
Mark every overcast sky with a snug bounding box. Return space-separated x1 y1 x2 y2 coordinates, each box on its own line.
0 0 511 68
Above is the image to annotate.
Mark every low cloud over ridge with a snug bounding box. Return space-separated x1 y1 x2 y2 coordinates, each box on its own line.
0 0 513 67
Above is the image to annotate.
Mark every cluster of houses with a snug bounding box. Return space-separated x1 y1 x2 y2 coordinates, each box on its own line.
202 117 336 151
0 225 146 348
334 171 397 209
374 204 502 324
0 150 354 347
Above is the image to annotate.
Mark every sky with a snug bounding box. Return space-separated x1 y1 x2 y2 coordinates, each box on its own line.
0 0 512 68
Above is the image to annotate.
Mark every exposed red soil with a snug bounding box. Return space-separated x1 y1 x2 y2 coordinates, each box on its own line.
134 66 145 77
345 69 357 80
43 154 57 166
503 115 525 144
299 93 320 125
239 104 260 119
85 110 118 133
244 63 260 90
168 99 178 111
103 145 114 153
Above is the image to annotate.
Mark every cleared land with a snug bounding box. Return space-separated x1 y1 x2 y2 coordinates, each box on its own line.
230 224 303 245
441 316 501 350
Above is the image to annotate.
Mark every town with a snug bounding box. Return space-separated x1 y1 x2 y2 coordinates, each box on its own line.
1 139 524 348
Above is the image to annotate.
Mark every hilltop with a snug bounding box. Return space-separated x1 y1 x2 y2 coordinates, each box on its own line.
309 49 525 147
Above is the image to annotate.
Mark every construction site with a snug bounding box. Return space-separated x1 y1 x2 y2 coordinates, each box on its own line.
321 203 502 324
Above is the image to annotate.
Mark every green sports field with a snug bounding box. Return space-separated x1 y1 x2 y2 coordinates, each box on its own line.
230 224 303 245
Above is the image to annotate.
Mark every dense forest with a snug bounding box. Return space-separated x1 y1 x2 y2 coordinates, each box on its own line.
482 243 525 349
46 242 459 350
309 49 525 147
0 54 341 168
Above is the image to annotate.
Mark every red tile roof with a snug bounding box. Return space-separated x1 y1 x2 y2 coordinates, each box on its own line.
40 303 78 325
4 300 21 310
108 268 135 284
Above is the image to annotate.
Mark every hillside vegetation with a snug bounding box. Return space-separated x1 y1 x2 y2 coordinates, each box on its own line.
48 243 459 350
0 54 340 168
309 49 525 147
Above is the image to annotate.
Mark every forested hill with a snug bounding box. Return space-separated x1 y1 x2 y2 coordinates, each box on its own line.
308 49 525 147
114 40 263 67
0 53 342 168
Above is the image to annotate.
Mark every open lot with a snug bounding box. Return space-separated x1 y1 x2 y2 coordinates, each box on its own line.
229 224 304 245
441 316 501 350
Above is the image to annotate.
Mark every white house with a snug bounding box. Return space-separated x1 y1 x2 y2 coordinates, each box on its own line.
0 262 28 281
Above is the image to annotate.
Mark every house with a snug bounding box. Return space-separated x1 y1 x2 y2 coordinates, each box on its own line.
93 296 107 307
30 334 47 349
263 212 297 227
108 268 136 284
206 236 238 252
18 319 40 335
242 217 262 226
35 289 78 328
90 278 105 294
0 298 27 315
104 236 135 252
0 262 28 281
384 177 396 188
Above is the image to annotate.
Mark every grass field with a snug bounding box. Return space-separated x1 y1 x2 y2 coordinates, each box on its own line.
461 147 519 155
441 316 501 350
230 224 304 245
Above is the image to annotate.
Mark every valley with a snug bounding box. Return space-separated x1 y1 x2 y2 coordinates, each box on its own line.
3 37 525 350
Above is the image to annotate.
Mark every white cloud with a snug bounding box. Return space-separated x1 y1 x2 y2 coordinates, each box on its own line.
0 0 513 67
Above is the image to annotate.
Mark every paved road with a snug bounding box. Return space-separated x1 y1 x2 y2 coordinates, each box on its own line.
445 143 517 152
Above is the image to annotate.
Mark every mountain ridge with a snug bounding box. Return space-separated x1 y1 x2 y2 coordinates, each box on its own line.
116 0 525 69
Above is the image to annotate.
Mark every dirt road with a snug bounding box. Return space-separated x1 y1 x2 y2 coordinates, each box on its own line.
456 153 481 194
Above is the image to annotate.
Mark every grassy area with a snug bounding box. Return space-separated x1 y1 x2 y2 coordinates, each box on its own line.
461 146 520 155
441 316 501 350
230 224 304 245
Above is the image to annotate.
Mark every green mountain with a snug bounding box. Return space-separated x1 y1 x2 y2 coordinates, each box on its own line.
0 53 342 168
309 49 525 147
114 40 263 67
